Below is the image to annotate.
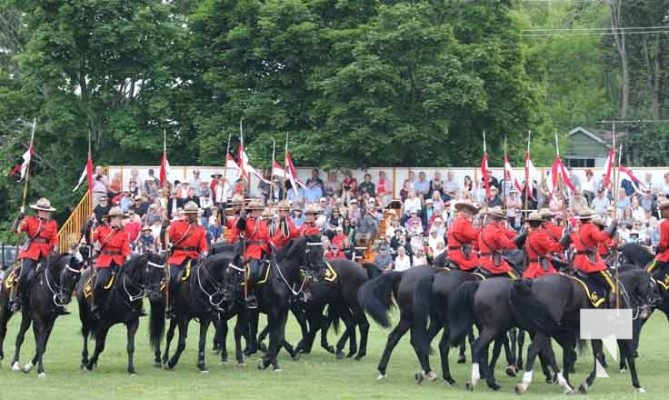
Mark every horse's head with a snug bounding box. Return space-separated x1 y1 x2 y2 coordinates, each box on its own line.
144 251 167 303
622 269 659 320
208 252 237 303
57 249 84 305
291 234 324 273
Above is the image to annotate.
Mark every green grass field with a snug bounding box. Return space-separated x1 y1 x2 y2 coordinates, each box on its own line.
0 304 666 400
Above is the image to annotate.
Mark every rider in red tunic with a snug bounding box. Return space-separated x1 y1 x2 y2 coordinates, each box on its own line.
236 200 270 309
478 207 526 279
10 197 59 312
523 212 569 279
224 194 245 244
447 200 480 271
647 198 669 280
90 206 131 318
270 201 299 249
571 208 618 307
539 208 564 241
166 201 209 317
299 204 322 236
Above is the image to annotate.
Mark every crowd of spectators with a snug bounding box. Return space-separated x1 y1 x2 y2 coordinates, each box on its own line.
90 166 669 270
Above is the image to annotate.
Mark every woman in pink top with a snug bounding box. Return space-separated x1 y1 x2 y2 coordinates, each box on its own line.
377 170 392 206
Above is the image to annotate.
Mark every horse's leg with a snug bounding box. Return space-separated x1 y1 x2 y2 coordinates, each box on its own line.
335 307 354 359
514 332 547 394
218 317 229 363
290 301 309 353
508 328 518 370
438 328 456 385
465 328 500 391
10 311 31 372
257 308 283 371
197 317 211 373
579 339 606 394
80 320 90 368
166 318 189 369
234 310 247 365
318 309 334 353
352 307 369 360
618 339 644 392
0 299 14 361
489 335 508 378
86 324 110 370
33 317 56 377
212 317 223 354
247 310 259 354
377 318 410 380
500 331 517 376
554 333 576 394
161 317 177 366
517 329 526 370
126 318 139 375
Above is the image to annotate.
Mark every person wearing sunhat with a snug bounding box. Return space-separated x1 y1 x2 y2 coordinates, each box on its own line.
222 194 245 244
478 207 527 279
90 206 131 318
647 197 669 281
446 199 481 272
271 200 299 249
523 212 569 279
539 208 564 241
300 204 323 236
137 225 155 253
236 199 270 309
10 197 60 312
591 216 617 260
571 208 618 307
166 201 209 318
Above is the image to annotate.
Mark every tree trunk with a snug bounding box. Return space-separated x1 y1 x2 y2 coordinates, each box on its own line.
652 37 663 119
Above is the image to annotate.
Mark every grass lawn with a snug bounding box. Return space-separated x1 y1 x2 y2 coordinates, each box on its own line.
0 303 666 400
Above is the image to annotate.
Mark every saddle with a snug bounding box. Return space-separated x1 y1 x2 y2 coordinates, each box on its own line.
243 259 271 285
82 268 120 299
3 260 44 290
563 272 607 308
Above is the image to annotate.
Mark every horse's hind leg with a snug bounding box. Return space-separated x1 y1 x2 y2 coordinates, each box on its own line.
618 339 644 392
161 317 177 366
10 312 31 372
234 311 247 365
377 318 410 379
335 307 354 359
514 332 549 394
580 339 608 394
0 300 14 361
166 318 189 369
197 318 211 372
87 324 110 370
352 307 369 360
126 318 139 374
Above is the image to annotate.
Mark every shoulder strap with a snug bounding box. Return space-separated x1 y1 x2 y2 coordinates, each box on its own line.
173 223 193 247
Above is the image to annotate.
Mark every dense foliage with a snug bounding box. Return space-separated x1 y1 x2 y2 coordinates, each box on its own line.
0 0 667 236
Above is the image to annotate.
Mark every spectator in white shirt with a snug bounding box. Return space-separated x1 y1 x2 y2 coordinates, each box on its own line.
403 190 422 218
591 188 610 217
393 246 412 272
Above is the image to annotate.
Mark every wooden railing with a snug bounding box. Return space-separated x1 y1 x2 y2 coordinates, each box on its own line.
57 193 92 253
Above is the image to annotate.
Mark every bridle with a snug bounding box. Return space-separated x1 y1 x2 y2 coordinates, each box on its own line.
194 259 227 309
45 255 83 307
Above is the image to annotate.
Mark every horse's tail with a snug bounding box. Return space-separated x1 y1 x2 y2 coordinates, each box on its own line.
361 262 383 279
327 304 340 335
357 271 403 328
509 279 560 335
149 299 165 352
449 281 480 346
412 273 435 356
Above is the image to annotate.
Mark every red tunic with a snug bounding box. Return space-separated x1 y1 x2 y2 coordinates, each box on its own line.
270 217 298 249
478 222 516 274
225 215 240 244
167 220 208 265
124 221 141 242
93 226 130 268
446 215 480 271
240 217 269 260
572 222 610 273
300 220 321 236
543 221 563 242
657 219 669 262
523 228 562 279
17 216 59 261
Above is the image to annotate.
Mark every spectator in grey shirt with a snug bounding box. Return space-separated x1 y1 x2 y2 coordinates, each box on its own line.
355 209 379 245
591 188 610 217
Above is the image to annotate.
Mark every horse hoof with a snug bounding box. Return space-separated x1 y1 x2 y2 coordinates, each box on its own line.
346 351 356 359
457 355 466 364
154 362 161 369
200 369 209 374
291 353 301 362
563 387 575 395
325 346 335 354
444 377 456 387
23 362 34 373
377 373 386 381
354 353 366 361
505 365 517 377
489 382 502 391
237 362 245 368
620 368 627 374
273 368 283 373
37 372 46 379
514 384 526 395
633 351 639 359
257 359 269 370
11 361 20 372
335 351 345 360
636 387 646 394
465 381 474 391
545 374 557 384
415 372 424 384
578 383 588 394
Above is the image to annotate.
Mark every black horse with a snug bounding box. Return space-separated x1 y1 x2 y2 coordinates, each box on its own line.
0 250 84 377
448 277 558 391
411 269 482 385
292 260 382 360
358 265 469 380
157 251 234 371
78 252 165 374
509 269 656 394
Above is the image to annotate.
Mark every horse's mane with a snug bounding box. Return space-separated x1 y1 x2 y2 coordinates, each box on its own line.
621 242 654 266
